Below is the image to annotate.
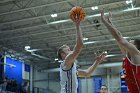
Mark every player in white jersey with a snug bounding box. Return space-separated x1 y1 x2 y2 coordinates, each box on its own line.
60 61 78 93
57 15 107 93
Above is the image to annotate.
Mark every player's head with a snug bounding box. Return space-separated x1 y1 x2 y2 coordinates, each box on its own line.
100 85 108 93
129 39 140 51
57 45 71 60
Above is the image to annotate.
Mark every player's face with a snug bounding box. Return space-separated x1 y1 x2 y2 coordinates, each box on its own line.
63 46 71 55
100 86 107 93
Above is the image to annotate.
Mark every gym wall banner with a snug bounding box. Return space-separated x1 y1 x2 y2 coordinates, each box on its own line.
77 78 81 93
120 71 129 92
0 54 3 81
93 77 102 93
22 63 30 80
5 57 22 85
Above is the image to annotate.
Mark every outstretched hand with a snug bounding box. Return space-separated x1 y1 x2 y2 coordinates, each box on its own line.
95 51 107 64
100 9 106 22
107 12 112 24
101 9 113 25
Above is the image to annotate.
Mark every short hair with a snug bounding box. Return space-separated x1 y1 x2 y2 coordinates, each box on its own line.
23 81 28 86
57 45 68 60
134 39 140 51
5 77 8 80
101 85 108 89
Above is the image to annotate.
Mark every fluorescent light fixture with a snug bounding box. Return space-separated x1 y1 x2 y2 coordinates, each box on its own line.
123 7 140 12
31 52 51 60
49 19 69 24
124 37 130 39
84 41 97 45
87 12 108 18
83 37 89 41
55 58 58 61
91 6 98 10
106 54 115 58
104 51 107 54
25 46 30 50
110 37 130 41
84 37 130 45
58 60 63 63
126 0 132 4
25 49 41 52
51 13 57 17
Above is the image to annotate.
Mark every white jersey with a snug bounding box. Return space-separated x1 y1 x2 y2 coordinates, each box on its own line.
60 61 78 93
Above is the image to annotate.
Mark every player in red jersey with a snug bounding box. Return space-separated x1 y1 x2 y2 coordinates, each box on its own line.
101 9 140 93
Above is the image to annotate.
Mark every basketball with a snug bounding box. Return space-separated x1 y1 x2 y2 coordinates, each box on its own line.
69 6 86 22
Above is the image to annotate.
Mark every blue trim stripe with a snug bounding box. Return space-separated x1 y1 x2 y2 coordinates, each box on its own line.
66 69 73 93
67 71 70 93
70 69 72 93
65 81 67 93
70 70 72 93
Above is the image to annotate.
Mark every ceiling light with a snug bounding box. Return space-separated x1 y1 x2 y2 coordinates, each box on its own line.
110 37 130 41
126 0 132 4
106 54 115 58
51 14 57 17
123 7 140 12
55 58 58 61
123 37 130 39
24 46 30 50
84 41 97 45
88 12 109 18
58 60 63 63
104 51 107 54
49 19 69 24
83 37 89 41
91 6 98 10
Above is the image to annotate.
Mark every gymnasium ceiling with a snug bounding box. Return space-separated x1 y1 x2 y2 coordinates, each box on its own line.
0 0 140 70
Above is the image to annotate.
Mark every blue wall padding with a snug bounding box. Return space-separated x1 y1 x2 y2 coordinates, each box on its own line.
5 57 22 85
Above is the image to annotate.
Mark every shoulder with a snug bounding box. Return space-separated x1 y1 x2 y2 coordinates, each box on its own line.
60 61 76 71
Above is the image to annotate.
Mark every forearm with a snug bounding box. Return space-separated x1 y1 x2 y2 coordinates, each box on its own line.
85 61 99 76
102 20 123 41
77 61 99 77
76 26 84 47
78 52 106 77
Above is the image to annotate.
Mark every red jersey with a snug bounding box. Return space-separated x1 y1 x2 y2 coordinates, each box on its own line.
122 57 140 93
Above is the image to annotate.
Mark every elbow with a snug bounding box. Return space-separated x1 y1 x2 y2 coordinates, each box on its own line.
112 31 124 42
85 74 91 78
84 72 92 77
118 39 126 45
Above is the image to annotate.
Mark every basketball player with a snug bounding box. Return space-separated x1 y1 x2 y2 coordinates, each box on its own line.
101 9 140 93
57 15 106 93
100 85 108 93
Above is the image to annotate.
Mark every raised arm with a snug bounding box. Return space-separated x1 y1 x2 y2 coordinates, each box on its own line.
101 10 139 55
105 12 126 54
78 52 106 77
64 17 84 68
